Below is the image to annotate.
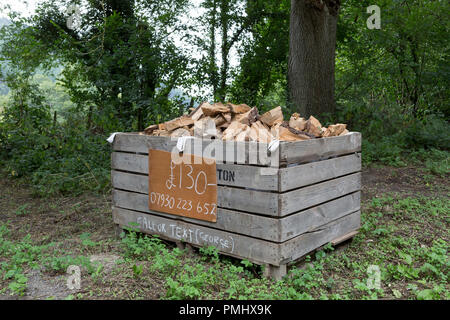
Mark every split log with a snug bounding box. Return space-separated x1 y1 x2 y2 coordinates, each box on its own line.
189 104 204 121
305 115 322 137
201 102 230 117
289 113 307 131
278 122 314 141
214 114 228 127
270 122 282 139
235 126 251 142
222 112 232 122
236 107 259 126
222 121 248 141
164 116 194 132
171 128 191 138
259 106 283 127
248 121 273 143
218 122 230 129
153 129 171 137
144 124 158 135
228 103 251 114
322 124 347 137
142 102 349 142
193 117 219 139
277 126 310 142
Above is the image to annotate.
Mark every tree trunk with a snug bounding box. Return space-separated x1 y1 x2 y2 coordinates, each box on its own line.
209 0 219 100
86 105 93 131
288 0 340 118
218 0 230 102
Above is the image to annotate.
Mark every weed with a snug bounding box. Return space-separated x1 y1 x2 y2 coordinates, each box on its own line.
14 204 29 216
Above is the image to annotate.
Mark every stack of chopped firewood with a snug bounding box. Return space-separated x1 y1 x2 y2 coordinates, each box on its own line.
143 102 349 142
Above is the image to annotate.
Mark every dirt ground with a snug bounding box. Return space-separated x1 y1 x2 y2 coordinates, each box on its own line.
0 164 448 300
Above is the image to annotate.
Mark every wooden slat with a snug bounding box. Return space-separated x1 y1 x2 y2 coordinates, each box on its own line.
113 189 360 242
111 170 361 217
331 230 359 246
279 173 361 216
279 132 361 165
112 206 281 265
279 192 360 242
110 131 362 266
280 211 360 264
112 134 273 166
111 152 279 191
111 170 279 216
112 191 280 241
279 153 361 192
113 206 360 266
112 132 361 167
111 151 361 192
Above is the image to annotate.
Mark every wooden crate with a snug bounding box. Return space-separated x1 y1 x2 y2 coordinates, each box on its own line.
111 132 362 279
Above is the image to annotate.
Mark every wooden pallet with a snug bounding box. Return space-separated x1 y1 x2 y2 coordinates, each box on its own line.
111 132 362 279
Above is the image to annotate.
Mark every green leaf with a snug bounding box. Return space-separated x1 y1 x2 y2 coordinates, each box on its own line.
392 289 402 298
417 289 435 300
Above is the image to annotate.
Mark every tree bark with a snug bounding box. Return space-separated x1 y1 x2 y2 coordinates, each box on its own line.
219 0 230 102
209 0 219 100
288 0 340 118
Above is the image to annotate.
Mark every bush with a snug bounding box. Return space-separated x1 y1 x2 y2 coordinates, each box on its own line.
0 96 110 196
331 101 450 166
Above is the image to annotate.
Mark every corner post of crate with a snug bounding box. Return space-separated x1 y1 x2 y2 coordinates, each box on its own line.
263 264 287 281
175 241 186 250
114 224 124 239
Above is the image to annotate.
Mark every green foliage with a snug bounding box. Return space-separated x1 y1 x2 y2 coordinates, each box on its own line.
228 0 290 107
14 204 30 216
132 264 144 278
115 192 449 300
1 0 191 131
120 230 164 260
199 245 220 262
0 223 95 295
43 254 94 274
330 100 450 166
0 73 110 196
80 233 97 248
329 0 450 164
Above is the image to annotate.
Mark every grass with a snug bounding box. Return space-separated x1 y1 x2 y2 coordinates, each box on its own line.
0 160 448 300
114 194 448 300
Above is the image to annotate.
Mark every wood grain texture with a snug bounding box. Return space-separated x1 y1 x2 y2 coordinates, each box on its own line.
112 170 361 217
279 192 360 241
111 170 279 216
112 133 272 166
279 153 361 192
280 210 361 264
111 151 279 191
112 132 361 167
279 132 361 165
113 206 281 265
113 191 280 241
112 189 360 242
111 151 361 192
279 172 361 216
113 206 360 266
